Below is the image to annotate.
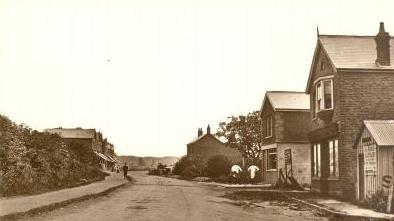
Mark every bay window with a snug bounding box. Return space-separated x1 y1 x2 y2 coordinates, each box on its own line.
315 79 333 112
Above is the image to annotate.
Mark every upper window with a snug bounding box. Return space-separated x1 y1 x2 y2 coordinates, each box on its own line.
265 115 273 137
315 79 333 112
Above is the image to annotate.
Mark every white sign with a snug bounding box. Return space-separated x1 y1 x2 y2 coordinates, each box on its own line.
363 144 376 175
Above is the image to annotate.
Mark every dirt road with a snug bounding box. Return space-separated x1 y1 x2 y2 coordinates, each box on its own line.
21 171 328 221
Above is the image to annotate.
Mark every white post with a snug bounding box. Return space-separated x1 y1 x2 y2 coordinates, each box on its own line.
387 184 393 213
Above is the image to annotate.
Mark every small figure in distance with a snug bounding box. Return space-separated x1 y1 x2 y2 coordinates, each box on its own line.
231 164 242 184
122 163 129 179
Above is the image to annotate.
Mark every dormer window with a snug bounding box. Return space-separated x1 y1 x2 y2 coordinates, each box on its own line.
315 78 333 112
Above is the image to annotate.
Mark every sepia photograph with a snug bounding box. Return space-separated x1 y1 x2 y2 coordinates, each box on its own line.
2 0 394 220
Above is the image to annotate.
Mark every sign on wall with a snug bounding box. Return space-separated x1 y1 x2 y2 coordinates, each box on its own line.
284 149 292 165
363 144 376 175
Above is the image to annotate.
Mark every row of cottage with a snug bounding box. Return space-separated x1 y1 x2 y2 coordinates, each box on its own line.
187 22 394 202
44 127 121 170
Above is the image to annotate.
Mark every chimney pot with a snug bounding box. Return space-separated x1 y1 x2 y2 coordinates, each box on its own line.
197 128 203 137
379 22 386 33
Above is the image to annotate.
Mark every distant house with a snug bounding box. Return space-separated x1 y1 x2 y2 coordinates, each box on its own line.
305 22 394 200
187 125 241 164
259 91 311 186
44 127 120 170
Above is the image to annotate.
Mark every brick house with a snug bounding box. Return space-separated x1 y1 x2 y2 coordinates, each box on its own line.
44 127 120 170
305 22 394 200
187 125 242 164
259 91 311 186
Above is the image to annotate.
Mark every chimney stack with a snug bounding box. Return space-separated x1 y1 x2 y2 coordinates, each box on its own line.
197 128 203 137
375 22 391 66
207 124 211 134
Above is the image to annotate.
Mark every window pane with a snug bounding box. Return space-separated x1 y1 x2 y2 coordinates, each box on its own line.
335 139 339 177
267 148 277 170
329 140 334 176
324 80 332 109
317 144 321 177
316 83 322 111
313 145 317 176
266 116 272 137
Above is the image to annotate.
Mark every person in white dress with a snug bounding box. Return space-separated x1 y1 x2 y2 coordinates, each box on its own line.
248 165 260 184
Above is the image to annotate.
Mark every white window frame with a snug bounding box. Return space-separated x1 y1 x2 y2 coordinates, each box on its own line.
314 77 334 112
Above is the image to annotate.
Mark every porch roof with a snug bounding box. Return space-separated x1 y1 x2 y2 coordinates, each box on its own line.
364 120 394 146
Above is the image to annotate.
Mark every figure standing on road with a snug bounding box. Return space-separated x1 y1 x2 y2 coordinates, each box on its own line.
247 165 260 184
231 164 242 183
122 163 129 179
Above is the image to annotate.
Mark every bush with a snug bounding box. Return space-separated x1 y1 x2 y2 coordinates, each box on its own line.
0 114 104 196
173 155 206 179
181 166 201 179
206 155 231 178
173 156 191 175
365 190 388 212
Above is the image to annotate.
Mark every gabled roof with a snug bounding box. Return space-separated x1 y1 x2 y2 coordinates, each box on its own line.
259 91 310 115
319 35 394 70
363 120 394 146
187 133 224 146
44 128 96 139
306 35 394 93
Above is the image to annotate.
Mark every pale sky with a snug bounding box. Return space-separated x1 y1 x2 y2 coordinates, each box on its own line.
0 0 393 157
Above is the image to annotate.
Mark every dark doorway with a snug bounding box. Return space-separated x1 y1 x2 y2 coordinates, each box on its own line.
358 153 365 201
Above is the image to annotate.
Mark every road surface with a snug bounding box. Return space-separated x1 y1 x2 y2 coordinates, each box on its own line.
21 171 328 221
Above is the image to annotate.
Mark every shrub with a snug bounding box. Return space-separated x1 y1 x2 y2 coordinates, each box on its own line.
181 166 200 179
0 114 104 196
206 155 231 178
365 190 388 212
173 156 191 175
173 155 206 178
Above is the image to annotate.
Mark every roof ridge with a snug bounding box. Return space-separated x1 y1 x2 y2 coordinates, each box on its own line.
319 34 375 38
267 91 306 94
364 120 394 123
319 34 394 39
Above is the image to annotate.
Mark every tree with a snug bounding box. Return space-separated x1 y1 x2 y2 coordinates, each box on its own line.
216 111 263 161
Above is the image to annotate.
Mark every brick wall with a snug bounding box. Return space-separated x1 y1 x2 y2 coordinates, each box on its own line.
263 104 310 144
282 112 311 142
337 71 394 199
277 143 311 185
